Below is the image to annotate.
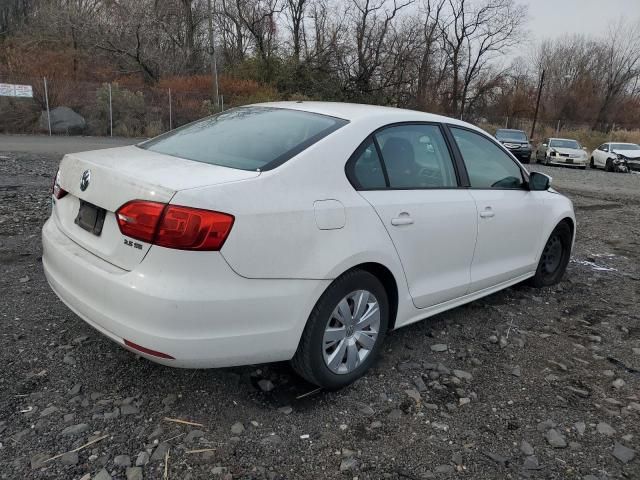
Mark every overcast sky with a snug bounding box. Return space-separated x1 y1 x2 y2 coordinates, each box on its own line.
526 0 640 41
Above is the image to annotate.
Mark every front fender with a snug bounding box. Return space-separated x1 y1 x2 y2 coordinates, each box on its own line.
536 192 576 260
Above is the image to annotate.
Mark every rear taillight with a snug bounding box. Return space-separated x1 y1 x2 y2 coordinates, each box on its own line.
116 200 234 251
155 204 235 250
52 170 67 199
116 201 165 243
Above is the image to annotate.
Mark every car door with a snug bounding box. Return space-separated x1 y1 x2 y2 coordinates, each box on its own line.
594 144 609 167
448 126 547 292
350 123 478 308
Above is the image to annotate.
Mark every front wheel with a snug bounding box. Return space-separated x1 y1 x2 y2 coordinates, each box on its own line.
590 157 596 169
529 222 572 288
291 269 389 389
605 159 614 172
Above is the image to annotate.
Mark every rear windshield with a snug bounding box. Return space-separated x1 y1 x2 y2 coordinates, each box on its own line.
496 130 528 142
139 106 348 171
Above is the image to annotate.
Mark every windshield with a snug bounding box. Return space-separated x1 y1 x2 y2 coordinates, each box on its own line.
611 143 640 151
495 130 528 142
139 106 348 171
549 139 581 149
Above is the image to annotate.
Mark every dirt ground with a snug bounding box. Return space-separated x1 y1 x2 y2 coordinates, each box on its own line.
0 148 639 480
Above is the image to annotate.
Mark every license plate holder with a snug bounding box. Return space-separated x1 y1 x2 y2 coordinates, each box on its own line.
566 158 573 164
75 200 106 236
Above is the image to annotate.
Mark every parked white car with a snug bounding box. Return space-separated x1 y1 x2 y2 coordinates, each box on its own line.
42 102 576 389
590 142 640 172
535 138 588 169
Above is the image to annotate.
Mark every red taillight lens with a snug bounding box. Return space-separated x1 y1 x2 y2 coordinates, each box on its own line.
52 170 67 199
155 205 234 251
115 200 234 251
116 201 166 243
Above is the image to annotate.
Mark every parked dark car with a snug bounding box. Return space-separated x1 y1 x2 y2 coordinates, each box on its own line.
495 129 532 163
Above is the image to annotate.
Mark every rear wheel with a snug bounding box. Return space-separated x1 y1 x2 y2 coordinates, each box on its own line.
529 222 572 288
291 269 389 389
590 157 595 169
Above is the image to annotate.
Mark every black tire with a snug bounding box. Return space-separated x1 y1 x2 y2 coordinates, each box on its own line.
529 222 572 288
590 157 595 169
291 269 389 389
605 159 613 172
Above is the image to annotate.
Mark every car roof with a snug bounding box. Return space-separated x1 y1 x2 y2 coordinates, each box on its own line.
610 142 637 145
496 128 526 133
248 101 478 129
549 138 578 142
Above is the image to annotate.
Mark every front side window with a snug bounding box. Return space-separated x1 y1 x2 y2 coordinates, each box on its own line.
374 124 457 188
348 138 387 189
451 127 524 189
140 106 348 171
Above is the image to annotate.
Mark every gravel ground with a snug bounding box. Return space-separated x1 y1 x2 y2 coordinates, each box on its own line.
1 151 639 480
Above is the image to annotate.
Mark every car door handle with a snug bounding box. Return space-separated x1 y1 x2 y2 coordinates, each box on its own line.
391 214 414 226
479 208 495 218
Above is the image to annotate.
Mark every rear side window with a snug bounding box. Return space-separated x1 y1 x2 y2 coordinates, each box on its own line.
348 138 387 189
451 127 524 189
375 124 457 188
139 106 348 171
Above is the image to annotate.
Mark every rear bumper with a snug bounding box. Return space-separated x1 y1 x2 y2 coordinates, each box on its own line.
42 217 329 368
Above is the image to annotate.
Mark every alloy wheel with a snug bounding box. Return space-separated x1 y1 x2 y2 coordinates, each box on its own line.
322 290 380 374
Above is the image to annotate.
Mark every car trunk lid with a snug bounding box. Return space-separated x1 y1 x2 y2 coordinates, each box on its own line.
52 145 259 270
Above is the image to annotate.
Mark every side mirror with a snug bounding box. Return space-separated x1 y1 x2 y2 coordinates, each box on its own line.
529 171 551 191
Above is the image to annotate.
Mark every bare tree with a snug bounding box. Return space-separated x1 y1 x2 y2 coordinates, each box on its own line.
284 0 308 63
415 0 447 110
592 20 640 130
437 0 526 117
345 0 414 99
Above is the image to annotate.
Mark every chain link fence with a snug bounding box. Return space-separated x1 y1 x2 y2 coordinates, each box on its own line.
0 75 224 138
2 76 638 151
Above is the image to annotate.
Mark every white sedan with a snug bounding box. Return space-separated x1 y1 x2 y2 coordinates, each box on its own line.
590 142 640 172
42 102 575 389
535 138 588 169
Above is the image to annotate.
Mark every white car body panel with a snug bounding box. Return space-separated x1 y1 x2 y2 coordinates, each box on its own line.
42 102 576 368
612 149 640 159
54 146 259 270
467 190 546 291
360 189 477 308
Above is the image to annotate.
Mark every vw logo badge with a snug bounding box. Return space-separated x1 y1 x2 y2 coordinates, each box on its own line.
80 169 91 191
